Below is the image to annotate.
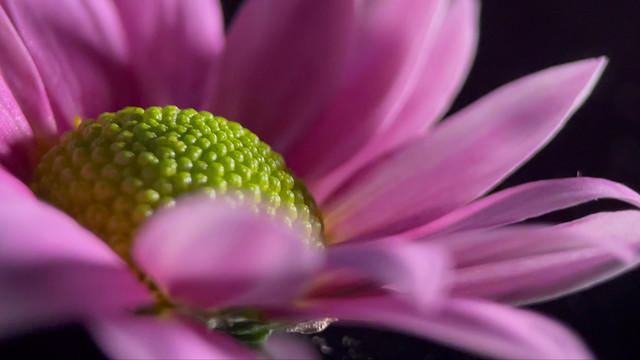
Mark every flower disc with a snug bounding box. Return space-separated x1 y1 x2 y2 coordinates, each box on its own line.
32 106 323 259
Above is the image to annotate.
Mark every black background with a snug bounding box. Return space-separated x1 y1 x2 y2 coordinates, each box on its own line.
2 1 640 359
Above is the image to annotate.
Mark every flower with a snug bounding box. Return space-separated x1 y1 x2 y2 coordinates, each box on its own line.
1 0 640 359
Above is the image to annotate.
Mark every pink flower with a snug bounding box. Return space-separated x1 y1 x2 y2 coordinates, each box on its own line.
1 0 639 359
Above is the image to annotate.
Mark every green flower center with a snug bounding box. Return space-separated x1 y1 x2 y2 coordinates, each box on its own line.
32 106 324 261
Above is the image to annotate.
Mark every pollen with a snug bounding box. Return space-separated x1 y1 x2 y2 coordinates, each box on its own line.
32 106 323 260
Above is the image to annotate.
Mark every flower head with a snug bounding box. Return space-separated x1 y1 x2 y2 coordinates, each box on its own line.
1 0 640 359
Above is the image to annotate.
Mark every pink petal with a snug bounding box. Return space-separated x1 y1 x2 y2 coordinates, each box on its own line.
0 5 57 142
0 190 151 337
312 0 480 202
324 239 448 306
0 74 34 181
408 177 640 238
285 0 446 179
132 196 323 309
385 0 480 148
301 296 592 359
323 58 607 242
263 332 320 360
446 211 640 305
213 0 355 153
89 314 260 360
114 0 224 109
2 0 132 131
0 165 33 200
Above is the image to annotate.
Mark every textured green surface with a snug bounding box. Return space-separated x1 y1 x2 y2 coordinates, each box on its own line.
32 106 323 259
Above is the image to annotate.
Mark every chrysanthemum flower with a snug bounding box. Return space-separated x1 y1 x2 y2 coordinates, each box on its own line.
1 0 640 359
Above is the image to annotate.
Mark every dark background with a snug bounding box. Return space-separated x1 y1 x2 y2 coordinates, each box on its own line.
2 1 640 359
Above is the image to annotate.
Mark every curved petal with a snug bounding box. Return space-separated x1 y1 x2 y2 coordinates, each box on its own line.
407 177 640 238
323 239 449 306
385 0 480 146
285 0 446 179
324 58 607 242
2 0 133 130
0 74 34 181
300 296 592 360
0 6 57 142
132 196 324 309
213 0 355 153
114 0 224 109
0 165 32 197
312 0 480 202
447 211 640 305
89 314 260 360
0 191 151 338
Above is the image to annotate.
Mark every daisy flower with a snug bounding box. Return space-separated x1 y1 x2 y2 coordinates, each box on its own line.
2 0 639 359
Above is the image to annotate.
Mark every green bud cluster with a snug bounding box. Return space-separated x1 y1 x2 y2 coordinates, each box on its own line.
32 106 323 259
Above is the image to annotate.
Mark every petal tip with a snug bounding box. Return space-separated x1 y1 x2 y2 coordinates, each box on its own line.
559 56 608 115
591 55 608 77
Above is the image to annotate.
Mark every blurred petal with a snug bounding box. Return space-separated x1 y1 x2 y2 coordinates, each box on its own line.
214 0 355 152
89 314 260 360
448 211 640 305
409 177 640 238
0 191 151 337
286 0 446 179
387 0 480 144
302 296 591 359
0 165 33 199
324 58 607 242
133 196 323 309
0 74 34 181
263 332 320 360
2 0 133 130
312 0 480 202
0 6 57 141
114 0 224 109
324 239 448 306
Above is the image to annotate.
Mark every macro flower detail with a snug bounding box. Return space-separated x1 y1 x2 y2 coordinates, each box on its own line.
31 106 324 258
2 0 640 359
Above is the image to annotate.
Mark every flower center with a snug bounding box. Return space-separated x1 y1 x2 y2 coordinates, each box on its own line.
31 106 324 261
